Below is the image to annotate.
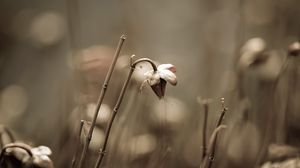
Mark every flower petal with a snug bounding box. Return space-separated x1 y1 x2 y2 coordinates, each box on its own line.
158 70 177 85
158 64 176 73
31 146 52 156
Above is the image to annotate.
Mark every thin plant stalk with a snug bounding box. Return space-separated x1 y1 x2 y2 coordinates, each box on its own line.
215 98 227 127
197 98 213 162
0 143 33 165
202 103 208 160
0 125 15 149
78 35 126 168
94 57 157 168
206 98 227 168
71 120 84 168
200 125 227 168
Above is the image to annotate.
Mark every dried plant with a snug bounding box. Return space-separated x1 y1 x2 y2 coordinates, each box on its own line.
0 142 53 168
200 98 228 168
94 56 177 168
197 97 213 161
77 35 126 168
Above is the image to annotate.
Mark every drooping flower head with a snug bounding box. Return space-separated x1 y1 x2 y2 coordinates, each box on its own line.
288 41 300 57
143 64 177 99
1 143 54 168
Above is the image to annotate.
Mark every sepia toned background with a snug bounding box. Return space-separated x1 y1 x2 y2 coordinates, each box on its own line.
0 0 299 167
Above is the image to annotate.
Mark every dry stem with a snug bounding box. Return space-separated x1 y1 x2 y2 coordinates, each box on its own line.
200 125 227 168
78 35 126 168
94 56 157 168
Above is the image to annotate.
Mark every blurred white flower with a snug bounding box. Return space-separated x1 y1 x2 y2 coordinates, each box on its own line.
2 143 53 168
126 134 157 160
267 144 300 162
241 37 266 54
30 11 65 47
88 128 105 152
261 158 300 168
238 38 267 68
80 120 105 152
31 146 52 156
238 38 283 81
288 41 300 57
0 85 28 125
86 103 111 125
143 64 177 99
31 146 54 168
74 45 114 83
150 97 187 130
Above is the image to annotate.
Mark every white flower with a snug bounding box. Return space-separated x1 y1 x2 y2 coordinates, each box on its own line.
157 64 177 85
2 143 54 168
238 38 267 68
142 64 177 99
31 146 54 168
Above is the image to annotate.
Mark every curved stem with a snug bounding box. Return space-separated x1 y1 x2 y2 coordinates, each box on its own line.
200 125 227 168
202 103 209 161
132 58 158 71
78 35 126 168
0 125 15 147
206 98 227 168
0 143 33 165
94 57 157 168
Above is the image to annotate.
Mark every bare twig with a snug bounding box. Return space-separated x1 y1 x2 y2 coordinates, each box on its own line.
202 103 208 160
71 120 84 168
199 98 227 168
200 125 227 168
206 98 228 168
94 57 158 168
197 97 213 161
215 98 227 128
78 35 126 168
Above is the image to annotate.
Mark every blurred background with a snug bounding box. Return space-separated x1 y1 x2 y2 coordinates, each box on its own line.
0 0 299 167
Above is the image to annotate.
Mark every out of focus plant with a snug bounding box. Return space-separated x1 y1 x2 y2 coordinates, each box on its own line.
78 35 126 168
0 124 53 168
200 98 228 168
0 125 15 149
0 136 53 168
288 41 300 57
75 35 178 168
